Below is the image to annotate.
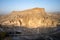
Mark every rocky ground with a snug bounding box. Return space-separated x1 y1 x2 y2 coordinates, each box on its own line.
0 25 60 40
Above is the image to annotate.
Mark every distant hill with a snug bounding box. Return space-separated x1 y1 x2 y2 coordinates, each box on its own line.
0 8 59 28
47 12 60 25
0 8 60 40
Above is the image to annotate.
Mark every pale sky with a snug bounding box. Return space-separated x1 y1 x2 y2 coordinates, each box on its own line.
0 0 60 14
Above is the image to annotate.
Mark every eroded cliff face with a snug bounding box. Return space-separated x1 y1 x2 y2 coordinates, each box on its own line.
0 8 58 28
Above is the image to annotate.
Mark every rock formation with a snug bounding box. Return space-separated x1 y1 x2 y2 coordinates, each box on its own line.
0 8 58 28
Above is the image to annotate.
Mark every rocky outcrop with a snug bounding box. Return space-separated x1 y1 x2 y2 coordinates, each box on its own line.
0 8 58 28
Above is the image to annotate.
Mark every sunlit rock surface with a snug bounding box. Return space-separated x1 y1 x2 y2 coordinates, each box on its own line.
0 8 60 40
0 8 58 28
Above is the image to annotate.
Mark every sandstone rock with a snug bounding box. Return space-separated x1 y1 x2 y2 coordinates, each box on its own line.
0 8 58 28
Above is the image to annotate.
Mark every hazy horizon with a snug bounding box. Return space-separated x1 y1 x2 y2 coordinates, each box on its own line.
0 0 60 14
